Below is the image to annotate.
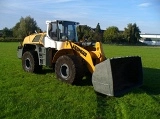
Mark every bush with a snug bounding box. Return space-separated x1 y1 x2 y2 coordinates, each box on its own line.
0 37 22 42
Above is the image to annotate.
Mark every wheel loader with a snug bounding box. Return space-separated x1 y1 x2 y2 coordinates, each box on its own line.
17 20 143 96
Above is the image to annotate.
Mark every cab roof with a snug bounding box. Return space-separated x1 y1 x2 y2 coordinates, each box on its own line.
46 20 79 24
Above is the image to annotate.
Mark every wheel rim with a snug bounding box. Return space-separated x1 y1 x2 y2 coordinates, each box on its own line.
25 58 31 69
60 64 69 79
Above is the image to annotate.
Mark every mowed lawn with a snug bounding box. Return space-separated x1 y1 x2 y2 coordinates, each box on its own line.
0 42 160 119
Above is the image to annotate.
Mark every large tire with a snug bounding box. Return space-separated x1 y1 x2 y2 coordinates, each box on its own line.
22 51 42 73
55 55 83 84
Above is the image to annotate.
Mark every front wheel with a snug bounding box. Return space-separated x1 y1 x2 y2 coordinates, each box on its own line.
55 55 83 84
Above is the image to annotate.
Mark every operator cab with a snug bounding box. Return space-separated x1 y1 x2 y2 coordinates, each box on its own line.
47 20 79 42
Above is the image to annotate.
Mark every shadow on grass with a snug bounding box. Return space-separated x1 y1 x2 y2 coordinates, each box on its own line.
96 93 109 119
78 76 93 86
37 67 160 96
140 67 160 95
35 67 160 118
36 68 54 75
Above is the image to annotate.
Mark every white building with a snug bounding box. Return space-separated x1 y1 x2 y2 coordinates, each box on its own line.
140 34 160 45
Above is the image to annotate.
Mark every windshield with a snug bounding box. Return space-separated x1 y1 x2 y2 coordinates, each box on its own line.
58 21 78 42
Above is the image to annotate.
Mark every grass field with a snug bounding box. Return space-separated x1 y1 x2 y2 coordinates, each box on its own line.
0 42 160 119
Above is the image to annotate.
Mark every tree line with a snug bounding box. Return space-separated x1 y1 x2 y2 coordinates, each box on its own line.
0 16 141 43
77 23 141 43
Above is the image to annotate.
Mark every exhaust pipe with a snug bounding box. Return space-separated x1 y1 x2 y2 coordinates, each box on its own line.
92 56 143 96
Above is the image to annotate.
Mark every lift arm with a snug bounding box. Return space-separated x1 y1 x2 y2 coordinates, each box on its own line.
64 41 106 73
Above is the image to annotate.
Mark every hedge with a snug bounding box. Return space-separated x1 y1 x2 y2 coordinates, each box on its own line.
0 37 23 42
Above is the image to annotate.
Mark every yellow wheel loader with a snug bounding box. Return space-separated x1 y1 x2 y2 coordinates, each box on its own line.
17 20 143 96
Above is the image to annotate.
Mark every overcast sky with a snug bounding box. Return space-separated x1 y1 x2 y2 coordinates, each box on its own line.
0 0 160 33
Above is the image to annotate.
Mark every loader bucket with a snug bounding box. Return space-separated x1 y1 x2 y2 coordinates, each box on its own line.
92 56 143 96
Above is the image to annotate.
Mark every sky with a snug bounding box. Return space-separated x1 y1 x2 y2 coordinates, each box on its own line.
0 0 160 33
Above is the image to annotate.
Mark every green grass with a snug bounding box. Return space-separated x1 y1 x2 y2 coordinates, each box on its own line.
0 42 160 119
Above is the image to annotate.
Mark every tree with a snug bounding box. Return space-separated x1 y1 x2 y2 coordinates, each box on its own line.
103 26 120 43
95 23 101 33
12 22 20 38
93 23 103 42
77 23 104 42
123 23 141 43
12 16 41 39
2 27 13 38
77 25 94 41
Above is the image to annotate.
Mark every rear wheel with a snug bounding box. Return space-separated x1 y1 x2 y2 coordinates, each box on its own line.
55 55 83 84
22 51 42 73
